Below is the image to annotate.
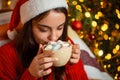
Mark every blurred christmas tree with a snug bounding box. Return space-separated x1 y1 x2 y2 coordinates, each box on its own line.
67 0 120 79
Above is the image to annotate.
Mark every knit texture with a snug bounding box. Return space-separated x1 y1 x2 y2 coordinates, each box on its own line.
0 41 88 80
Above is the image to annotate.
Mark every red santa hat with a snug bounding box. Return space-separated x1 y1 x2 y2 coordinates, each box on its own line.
7 0 68 40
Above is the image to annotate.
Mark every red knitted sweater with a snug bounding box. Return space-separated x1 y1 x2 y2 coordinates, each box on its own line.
0 41 88 80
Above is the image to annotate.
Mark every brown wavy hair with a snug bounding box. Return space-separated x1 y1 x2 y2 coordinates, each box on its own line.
16 7 68 80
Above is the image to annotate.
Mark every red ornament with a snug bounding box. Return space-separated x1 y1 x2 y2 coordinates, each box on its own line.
71 20 82 31
89 34 96 41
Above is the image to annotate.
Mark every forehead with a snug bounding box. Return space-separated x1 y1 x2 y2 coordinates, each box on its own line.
37 10 66 27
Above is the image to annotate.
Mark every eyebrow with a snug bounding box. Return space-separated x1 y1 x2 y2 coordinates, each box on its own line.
37 22 65 29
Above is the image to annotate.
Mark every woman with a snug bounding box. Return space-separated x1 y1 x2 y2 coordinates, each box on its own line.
0 0 88 80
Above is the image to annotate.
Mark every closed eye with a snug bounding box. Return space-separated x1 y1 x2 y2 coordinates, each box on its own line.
57 23 65 30
36 22 65 32
37 24 50 32
57 25 64 30
39 28 48 32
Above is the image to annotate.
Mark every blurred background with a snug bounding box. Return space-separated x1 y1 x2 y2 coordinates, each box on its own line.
0 0 17 11
67 0 120 79
0 0 120 79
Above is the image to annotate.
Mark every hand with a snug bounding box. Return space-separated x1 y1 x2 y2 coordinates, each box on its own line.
28 44 57 78
69 44 81 64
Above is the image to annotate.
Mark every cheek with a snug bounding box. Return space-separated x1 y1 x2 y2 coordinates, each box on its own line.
58 30 63 37
57 30 64 38
32 29 47 44
34 33 49 44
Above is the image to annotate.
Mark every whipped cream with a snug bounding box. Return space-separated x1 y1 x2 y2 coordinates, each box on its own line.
44 40 70 50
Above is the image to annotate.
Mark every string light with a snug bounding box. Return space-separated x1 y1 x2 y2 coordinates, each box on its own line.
108 64 111 68
7 0 11 6
105 53 111 60
104 65 107 69
72 1 77 5
101 24 108 31
78 31 84 38
98 30 103 35
91 21 97 27
104 34 109 40
115 24 119 29
114 75 118 80
98 11 103 17
117 66 120 72
98 50 103 56
113 48 117 54
100 1 104 8
117 13 120 19
115 45 120 51
95 14 100 19
79 0 84 2
85 12 91 18
95 43 99 48
76 5 82 12
94 48 99 55
116 9 119 14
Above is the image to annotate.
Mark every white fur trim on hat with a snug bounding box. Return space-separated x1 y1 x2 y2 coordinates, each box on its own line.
7 29 17 40
20 0 68 24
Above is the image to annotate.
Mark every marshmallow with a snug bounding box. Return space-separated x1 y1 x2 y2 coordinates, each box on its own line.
44 40 70 50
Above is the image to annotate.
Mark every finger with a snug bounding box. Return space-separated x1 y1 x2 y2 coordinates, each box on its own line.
37 44 43 55
37 50 54 59
42 69 52 76
72 44 80 49
38 57 58 65
75 44 80 49
72 47 81 55
39 62 53 70
38 68 52 77
72 49 79 53
71 53 79 59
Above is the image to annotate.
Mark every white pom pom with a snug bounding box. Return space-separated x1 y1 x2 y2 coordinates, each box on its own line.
7 29 17 40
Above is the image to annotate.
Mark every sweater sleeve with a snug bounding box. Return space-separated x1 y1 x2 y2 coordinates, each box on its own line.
66 37 88 80
0 43 42 80
20 69 38 80
65 59 88 80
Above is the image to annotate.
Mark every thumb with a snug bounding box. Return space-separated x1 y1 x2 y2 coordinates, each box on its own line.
37 44 43 55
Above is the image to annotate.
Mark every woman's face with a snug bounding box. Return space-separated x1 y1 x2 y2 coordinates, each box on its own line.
32 10 66 45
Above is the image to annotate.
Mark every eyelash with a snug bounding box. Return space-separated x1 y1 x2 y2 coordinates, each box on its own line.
39 28 48 32
57 26 64 30
38 25 64 32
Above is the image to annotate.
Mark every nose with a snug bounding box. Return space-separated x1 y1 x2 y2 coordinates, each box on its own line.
48 31 57 41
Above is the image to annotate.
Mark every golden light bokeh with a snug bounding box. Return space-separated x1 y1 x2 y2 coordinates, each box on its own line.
101 24 108 31
105 53 111 60
79 0 84 2
85 12 91 18
98 50 103 56
91 21 97 27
